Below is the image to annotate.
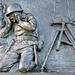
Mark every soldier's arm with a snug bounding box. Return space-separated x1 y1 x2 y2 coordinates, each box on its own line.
0 19 12 38
19 13 37 31
0 3 12 38
0 3 5 29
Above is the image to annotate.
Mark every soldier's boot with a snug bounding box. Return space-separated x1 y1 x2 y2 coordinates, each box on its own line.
37 39 44 52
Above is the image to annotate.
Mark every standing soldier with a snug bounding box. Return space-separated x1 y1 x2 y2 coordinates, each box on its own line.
0 3 44 72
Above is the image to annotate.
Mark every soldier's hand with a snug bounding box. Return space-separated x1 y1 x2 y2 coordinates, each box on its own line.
15 14 21 24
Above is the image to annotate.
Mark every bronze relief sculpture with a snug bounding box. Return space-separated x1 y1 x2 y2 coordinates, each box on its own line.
0 0 75 73
0 3 44 73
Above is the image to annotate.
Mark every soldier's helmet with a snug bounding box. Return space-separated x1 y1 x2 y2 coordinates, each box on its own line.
6 3 23 17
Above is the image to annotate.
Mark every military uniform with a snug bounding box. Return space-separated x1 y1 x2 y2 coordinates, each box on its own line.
0 4 43 72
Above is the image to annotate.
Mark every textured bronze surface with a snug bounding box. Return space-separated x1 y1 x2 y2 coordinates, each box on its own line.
0 0 75 73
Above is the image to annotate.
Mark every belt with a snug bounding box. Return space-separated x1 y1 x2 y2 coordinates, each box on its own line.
16 35 38 42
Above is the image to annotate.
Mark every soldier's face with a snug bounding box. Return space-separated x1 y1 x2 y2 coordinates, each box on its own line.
9 12 22 23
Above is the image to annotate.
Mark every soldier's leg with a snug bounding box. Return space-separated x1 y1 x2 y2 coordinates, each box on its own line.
0 51 19 72
18 46 35 73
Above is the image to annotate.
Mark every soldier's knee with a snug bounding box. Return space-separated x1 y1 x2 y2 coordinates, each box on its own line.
18 61 35 73
18 68 27 73
37 39 44 51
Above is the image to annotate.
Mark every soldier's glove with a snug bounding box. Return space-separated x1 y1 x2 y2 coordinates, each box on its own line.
21 12 27 21
15 12 27 22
